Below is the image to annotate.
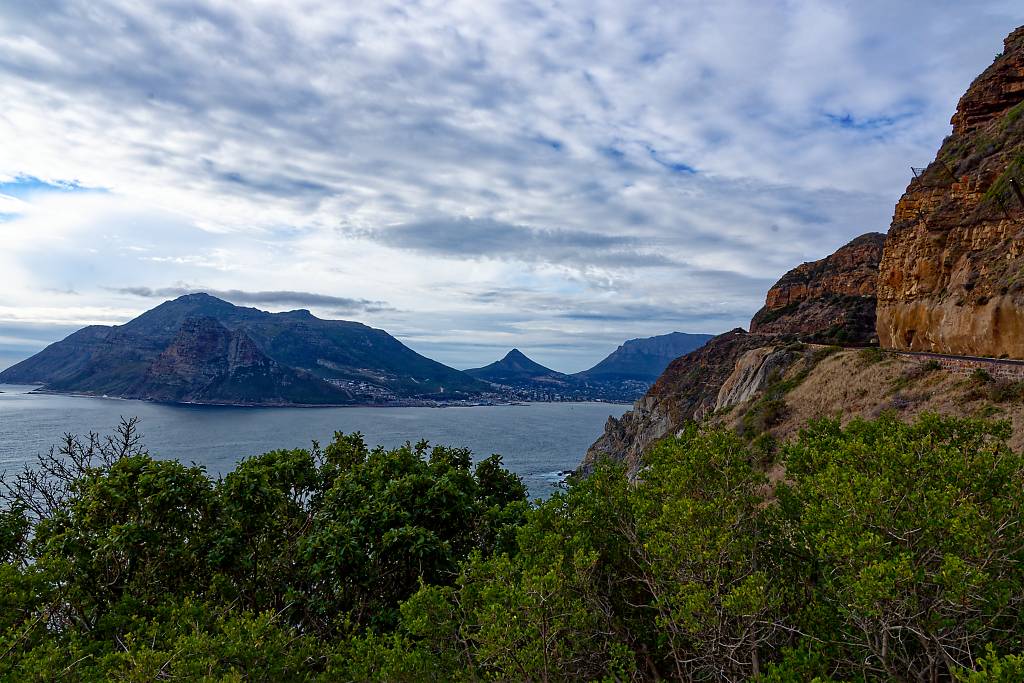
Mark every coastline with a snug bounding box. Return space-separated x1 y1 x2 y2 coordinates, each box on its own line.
3 385 630 410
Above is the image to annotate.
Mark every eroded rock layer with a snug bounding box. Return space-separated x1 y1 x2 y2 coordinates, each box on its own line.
749 232 885 344
877 26 1024 357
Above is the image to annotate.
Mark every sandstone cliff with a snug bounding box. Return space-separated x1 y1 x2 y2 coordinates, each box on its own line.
750 232 885 344
877 26 1024 357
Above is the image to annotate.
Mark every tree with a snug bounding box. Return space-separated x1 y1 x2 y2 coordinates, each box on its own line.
774 414 1024 681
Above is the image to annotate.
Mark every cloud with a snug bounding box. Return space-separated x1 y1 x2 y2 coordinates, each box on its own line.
350 217 675 267
0 321 84 371
112 286 393 313
1 1 1023 369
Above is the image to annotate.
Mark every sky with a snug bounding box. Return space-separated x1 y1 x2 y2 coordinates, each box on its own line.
1 1 1023 373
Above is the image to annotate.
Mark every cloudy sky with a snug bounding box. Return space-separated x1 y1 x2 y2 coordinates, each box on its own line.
1 1 1022 372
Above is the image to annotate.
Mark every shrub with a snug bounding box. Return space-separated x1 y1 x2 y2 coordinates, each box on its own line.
5 415 1024 681
858 346 886 364
972 368 994 383
0 421 529 678
988 379 1024 404
775 414 1024 679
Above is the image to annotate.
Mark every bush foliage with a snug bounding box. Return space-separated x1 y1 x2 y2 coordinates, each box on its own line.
3 414 1024 680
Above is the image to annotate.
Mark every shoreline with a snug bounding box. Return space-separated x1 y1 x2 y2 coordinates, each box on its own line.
2 385 631 410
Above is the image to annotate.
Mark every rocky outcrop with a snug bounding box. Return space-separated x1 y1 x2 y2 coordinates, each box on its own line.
714 346 793 411
580 330 782 474
750 232 885 344
581 228 890 473
877 26 1024 358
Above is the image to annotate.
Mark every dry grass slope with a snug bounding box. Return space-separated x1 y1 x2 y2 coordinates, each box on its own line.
717 348 1024 452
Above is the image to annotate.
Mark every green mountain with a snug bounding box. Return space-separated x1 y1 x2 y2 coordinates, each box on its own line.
0 293 486 404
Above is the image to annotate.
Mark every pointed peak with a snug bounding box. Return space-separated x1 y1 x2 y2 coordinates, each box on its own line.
172 292 229 304
503 348 528 360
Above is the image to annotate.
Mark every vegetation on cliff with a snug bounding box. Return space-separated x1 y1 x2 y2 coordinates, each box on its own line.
3 415 1024 680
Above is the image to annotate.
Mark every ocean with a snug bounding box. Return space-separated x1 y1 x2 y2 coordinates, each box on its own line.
0 384 629 498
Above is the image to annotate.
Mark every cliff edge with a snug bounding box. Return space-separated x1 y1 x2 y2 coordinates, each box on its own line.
750 232 884 344
877 26 1024 357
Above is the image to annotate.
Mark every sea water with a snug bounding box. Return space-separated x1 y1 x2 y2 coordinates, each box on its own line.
0 384 629 498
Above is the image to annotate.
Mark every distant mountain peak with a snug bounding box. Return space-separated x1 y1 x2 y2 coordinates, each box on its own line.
466 348 564 384
166 292 234 308
176 292 220 301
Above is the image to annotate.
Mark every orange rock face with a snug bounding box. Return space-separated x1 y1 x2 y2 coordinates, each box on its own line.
877 26 1024 358
750 232 885 343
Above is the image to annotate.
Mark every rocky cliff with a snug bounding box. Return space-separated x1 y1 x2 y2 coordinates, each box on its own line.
128 316 354 405
582 233 885 474
581 26 1024 475
580 329 787 474
750 232 885 344
877 26 1024 357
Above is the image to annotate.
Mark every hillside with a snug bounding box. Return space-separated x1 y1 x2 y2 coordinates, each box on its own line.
877 26 1024 357
733 347 1024 452
582 231 888 473
0 293 486 404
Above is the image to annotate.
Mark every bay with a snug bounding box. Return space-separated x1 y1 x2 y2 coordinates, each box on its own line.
0 384 628 498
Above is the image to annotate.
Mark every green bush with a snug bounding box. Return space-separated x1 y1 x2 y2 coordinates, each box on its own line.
858 346 886 364
972 368 994 383
0 422 528 679
3 414 1024 680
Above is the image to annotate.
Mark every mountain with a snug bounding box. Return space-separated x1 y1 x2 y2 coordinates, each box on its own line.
877 26 1024 357
582 26 1024 476
465 349 569 386
573 331 713 383
0 293 486 405
132 316 355 404
749 232 885 345
466 337 717 403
